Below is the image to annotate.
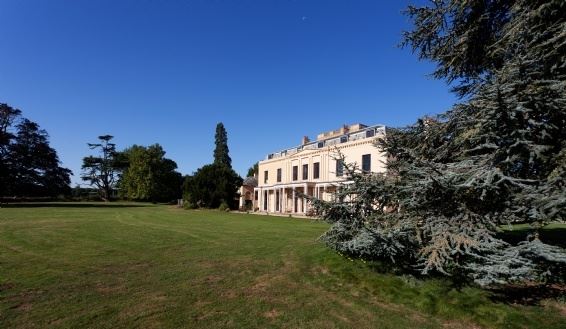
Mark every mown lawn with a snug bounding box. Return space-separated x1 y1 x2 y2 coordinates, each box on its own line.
0 204 564 328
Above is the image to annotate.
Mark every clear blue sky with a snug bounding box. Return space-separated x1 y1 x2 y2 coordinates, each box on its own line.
0 0 455 184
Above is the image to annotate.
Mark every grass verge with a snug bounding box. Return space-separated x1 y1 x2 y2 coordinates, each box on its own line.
0 203 564 328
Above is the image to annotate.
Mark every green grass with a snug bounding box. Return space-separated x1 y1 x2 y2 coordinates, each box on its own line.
0 204 564 328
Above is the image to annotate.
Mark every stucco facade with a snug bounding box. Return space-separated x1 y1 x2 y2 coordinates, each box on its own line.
244 123 387 215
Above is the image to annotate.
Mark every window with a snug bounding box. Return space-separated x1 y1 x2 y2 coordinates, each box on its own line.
264 170 268 184
254 191 258 201
366 129 375 138
340 136 348 143
317 142 324 148
313 162 320 179
336 160 343 177
293 166 298 181
302 164 308 180
362 154 371 173
277 168 282 182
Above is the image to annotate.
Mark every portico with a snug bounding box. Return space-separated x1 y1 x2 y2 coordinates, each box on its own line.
240 123 387 215
255 182 314 214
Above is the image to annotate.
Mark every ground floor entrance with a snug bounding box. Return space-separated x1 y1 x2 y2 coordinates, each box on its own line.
254 183 338 215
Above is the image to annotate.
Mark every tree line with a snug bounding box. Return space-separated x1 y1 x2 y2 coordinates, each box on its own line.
80 122 242 207
80 135 183 202
1 103 241 207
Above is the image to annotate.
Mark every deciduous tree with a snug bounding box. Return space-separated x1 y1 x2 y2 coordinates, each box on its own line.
183 164 242 209
119 144 182 202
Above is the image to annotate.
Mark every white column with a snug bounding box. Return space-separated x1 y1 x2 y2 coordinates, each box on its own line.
292 187 296 213
274 188 277 213
279 188 283 213
278 188 281 213
281 188 285 213
303 183 308 214
272 188 276 213
283 188 287 213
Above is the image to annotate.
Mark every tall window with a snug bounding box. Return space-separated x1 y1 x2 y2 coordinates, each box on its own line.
362 154 371 173
313 162 320 179
336 160 343 177
264 170 268 184
292 166 298 181
277 168 282 182
302 164 308 180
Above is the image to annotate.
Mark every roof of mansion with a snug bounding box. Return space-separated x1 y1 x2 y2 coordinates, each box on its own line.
263 123 386 161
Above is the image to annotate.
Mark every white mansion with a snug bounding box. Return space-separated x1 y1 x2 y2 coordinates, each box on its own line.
239 123 387 215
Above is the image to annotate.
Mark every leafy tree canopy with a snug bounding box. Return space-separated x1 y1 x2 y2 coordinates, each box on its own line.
119 144 182 202
183 164 242 209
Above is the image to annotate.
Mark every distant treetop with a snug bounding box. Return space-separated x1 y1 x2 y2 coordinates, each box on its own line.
213 122 232 168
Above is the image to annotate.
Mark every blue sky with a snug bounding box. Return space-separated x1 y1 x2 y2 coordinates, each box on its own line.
0 0 455 184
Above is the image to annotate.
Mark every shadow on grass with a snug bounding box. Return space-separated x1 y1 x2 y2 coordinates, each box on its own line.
490 284 566 305
0 202 151 208
364 257 566 306
498 227 566 248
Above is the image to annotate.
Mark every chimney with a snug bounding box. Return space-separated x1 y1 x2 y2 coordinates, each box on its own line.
301 136 310 145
